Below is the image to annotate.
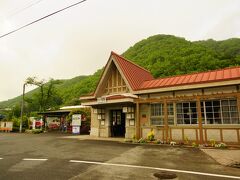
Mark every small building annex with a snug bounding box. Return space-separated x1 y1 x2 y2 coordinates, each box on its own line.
81 51 240 144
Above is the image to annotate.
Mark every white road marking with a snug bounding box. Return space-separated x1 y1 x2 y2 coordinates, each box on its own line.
23 158 48 161
0 158 3 160
69 160 240 179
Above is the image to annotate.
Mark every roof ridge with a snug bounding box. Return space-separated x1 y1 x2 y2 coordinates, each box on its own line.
111 51 152 74
143 66 240 83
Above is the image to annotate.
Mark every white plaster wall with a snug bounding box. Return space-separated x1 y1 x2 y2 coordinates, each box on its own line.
154 129 163 140
171 129 183 141
206 129 221 141
222 130 238 142
125 127 135 139
204 86 237 95
184 129 197 141
90 127 99 137
150 92 173 99
99 128 108 137
139 94 148 99
175 89 202 97
142 128 151 139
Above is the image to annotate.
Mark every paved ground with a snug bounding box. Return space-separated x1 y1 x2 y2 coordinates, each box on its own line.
64 135 240 167
0 133 240 180
201 149 240 167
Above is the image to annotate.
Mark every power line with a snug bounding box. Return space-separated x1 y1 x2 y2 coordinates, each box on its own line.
0 0 87 39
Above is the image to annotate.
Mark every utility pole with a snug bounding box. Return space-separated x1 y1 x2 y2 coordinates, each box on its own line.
20 83 26 133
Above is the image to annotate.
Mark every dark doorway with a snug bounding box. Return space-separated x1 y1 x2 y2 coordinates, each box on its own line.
111 110 125 137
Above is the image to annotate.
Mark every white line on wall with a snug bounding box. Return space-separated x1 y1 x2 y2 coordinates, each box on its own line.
69 160 240 179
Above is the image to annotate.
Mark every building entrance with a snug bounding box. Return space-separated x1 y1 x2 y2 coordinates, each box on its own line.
111 110 125 137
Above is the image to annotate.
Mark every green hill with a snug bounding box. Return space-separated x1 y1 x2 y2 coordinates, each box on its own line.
0 70 102 110
123 35 240 78
1 34 240 111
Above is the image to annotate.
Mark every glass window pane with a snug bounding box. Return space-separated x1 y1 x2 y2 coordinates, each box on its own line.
230 100 237 106
190 102 196 108
230 112 239 118
191 118 198 124
206 118 214 124
205 101 212 107
168 118 174 125
177 118 183 124
221 100 229 106
222 106 229 112
231 118 239 124
213 100 220 106
214 118 221 124
230 106 237 112
184 118 190 124
223 118 231 124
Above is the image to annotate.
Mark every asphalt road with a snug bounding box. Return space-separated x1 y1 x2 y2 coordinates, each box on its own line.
0 133 239 180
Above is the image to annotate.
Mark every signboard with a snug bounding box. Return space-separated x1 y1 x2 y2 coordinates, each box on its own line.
72 126 80 134
32 119 36 130
97 97 106 104
72 114 81 126
72 114 81 134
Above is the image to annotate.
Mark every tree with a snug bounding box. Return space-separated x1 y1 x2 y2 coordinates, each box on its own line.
25 77 62 112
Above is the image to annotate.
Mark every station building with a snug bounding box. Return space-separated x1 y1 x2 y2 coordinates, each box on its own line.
81 51 240 144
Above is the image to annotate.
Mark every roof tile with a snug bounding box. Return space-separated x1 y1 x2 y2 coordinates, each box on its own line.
112 52 154 90
140 66 240 90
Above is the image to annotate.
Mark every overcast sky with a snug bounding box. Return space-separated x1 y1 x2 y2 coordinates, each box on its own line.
0 0 240 102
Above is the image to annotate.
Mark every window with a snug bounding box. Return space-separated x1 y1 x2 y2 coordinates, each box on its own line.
176 102 198 124
150 103 164 125
201 99 239 124
97 109 105 126
150 103 175 125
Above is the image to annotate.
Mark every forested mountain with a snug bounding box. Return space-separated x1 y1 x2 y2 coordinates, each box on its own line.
123 35 240 78
1 34 240 111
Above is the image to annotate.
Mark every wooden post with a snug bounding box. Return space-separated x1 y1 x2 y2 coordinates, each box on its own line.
196 97 203 144
164 100 168 142
135 102 140 139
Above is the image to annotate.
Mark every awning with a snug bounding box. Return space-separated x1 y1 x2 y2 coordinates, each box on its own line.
38 110 71 117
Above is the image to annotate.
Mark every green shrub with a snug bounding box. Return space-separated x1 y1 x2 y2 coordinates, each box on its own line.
32 129 43 134
184 136 189 145
192 142 199 148
215 142 227 149
138 138 147 143
210 139 216 147
147 130 155 141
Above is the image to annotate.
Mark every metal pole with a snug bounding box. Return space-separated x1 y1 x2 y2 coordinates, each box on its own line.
20 83 26 133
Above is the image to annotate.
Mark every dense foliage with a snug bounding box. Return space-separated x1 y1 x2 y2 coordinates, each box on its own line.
123 35 240 78
1 34 240 114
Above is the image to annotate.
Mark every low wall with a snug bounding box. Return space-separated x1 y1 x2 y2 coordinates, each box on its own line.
141 126 240 144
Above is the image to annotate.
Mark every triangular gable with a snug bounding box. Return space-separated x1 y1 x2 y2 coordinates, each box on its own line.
94 51 154 97
94 52 132 97
111 52 154 90
103 63 130 95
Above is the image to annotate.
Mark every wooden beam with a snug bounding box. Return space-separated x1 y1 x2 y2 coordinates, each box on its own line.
195 129 199 143
135 92 240 104
164 100 168 142
237 129 240 144
196 97 203 144
135 102 140 139
220 129 223 142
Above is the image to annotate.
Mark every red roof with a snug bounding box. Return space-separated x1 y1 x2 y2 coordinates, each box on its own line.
139 66 240 90
112 51 154 90
82 52 240 99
